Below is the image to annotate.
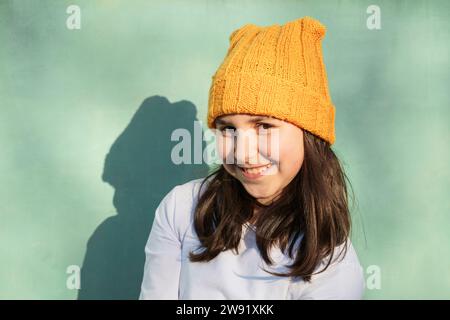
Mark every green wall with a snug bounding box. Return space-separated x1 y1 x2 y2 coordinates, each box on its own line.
1 0 448 299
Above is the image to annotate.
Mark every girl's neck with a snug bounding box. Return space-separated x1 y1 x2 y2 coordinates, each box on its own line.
248 206 262 225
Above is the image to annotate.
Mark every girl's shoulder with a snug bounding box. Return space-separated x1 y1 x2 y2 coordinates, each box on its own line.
155 176 212 242
174 176 213 201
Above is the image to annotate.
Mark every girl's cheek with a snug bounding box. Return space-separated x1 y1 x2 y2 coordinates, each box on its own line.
258 130 281 164
216 134 234 164
284 148 304 175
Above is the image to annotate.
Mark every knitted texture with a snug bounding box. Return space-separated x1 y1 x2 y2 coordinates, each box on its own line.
207 16 336 144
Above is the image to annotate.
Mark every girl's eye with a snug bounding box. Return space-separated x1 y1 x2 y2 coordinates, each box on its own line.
219 126 235 132
218 124 273 133
257 123 273 130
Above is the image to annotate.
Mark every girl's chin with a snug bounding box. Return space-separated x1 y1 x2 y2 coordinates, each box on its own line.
243 185 277 200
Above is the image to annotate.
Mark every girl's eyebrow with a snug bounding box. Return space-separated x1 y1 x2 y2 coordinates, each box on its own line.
215 116 274 126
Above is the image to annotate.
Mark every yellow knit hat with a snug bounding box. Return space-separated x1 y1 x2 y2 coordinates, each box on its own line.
207 16 336 144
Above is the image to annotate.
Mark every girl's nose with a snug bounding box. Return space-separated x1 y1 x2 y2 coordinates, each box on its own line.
234 129 260 166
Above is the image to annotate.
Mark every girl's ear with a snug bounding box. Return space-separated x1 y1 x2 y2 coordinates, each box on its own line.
228 23 259 54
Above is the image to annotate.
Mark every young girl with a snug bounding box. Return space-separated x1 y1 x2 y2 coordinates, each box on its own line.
139 16 365 300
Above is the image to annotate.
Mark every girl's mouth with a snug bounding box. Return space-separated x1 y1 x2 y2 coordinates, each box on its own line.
238 163 273 179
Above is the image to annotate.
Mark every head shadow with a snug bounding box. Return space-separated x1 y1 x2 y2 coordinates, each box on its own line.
78 95 210 299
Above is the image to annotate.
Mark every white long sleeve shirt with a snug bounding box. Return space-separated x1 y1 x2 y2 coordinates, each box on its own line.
139 177 365 300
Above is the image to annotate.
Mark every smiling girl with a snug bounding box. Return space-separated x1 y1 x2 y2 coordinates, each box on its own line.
140 16 365 300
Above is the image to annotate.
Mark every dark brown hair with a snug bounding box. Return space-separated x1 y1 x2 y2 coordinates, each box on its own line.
189 130 354 282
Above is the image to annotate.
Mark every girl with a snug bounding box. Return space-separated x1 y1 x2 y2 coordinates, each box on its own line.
140 16 365 300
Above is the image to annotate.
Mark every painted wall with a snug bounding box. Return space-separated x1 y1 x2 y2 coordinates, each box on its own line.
1 0 448 299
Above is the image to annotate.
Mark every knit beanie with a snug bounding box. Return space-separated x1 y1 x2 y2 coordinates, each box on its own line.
206 16 336 144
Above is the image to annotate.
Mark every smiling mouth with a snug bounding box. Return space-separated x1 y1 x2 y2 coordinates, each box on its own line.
238 163 273 175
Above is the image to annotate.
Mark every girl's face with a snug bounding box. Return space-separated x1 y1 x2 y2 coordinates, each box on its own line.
215 114 304 205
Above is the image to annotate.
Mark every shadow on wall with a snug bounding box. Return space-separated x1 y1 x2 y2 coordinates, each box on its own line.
78 95 210 299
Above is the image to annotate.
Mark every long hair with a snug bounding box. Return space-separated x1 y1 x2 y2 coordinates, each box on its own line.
189 130 354 282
